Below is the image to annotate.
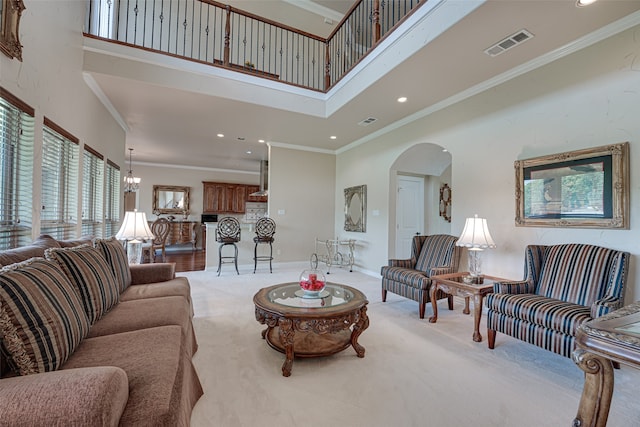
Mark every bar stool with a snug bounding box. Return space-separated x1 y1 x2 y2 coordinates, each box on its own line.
216 217 240 276
253 217 276 273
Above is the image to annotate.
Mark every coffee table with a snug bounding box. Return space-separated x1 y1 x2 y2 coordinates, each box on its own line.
429 272 507 342
573 301 640 427
253 282 369 377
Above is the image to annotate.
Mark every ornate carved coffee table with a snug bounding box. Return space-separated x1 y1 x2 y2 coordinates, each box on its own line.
254 282 369 377
572 301 640 427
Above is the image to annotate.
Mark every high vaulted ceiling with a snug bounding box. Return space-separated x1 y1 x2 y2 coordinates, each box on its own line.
83 0 640 173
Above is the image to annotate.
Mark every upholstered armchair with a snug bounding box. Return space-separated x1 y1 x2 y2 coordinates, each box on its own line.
381 234 462 318
486 243 629 358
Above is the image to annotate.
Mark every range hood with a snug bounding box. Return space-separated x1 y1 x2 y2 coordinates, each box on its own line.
250 160 268 197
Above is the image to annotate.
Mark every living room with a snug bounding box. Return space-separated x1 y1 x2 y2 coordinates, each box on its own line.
2 0 640 425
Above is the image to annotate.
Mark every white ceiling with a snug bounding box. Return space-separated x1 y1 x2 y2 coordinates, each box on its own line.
83 0 640 173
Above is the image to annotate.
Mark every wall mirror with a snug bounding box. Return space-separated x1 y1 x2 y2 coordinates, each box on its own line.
439 183 451 223
344 185 366 232
0 0 25 61
152 185 191 215
515 142 629 229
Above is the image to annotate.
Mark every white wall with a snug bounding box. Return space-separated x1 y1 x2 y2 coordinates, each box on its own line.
336 24 640 302
269 146 335 263
1 0 126 238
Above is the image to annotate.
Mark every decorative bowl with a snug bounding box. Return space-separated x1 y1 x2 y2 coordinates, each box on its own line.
299 269 326 296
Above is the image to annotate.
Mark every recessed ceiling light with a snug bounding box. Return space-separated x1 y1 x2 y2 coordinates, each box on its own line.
246 150 252 154
258 139 265 143
442 149 448 152
397 97 407 103
217 133 224 138
576 0 597 6
330 136 337 140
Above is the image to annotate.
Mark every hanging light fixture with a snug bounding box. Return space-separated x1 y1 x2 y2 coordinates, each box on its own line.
123 148 141 193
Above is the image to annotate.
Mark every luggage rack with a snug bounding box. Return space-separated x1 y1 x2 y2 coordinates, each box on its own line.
310 238 356 274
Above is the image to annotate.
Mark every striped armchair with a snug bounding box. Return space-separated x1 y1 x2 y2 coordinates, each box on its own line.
381 234 461 318
486 243 629 358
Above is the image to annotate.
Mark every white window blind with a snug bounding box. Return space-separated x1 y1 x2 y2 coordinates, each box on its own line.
0 89 34 249
41 119 79 240
82 145 104 238
104 159 121 237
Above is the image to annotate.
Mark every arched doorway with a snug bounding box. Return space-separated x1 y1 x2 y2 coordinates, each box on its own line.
389 143 452 258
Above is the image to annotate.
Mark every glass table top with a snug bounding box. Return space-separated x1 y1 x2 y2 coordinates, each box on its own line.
267 283 355 309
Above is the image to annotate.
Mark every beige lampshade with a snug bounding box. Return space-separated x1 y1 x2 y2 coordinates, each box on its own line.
115 210 154 241
456 214 496 250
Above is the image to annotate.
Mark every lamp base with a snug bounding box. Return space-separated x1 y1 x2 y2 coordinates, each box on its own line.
127 239 143 264
463 275 484 285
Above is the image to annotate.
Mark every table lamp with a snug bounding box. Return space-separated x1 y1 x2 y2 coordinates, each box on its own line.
115 210 155 264
456 214 496 284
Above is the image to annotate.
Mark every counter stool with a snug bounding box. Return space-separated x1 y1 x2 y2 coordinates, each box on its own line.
216 217 241 276
253 217 276 273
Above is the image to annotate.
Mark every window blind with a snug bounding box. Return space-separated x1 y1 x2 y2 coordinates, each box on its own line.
104 159 121 237
82 145 104 238
0 89 34 250
41 119 79 240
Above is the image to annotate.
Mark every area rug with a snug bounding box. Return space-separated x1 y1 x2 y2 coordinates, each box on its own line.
186 262 639 426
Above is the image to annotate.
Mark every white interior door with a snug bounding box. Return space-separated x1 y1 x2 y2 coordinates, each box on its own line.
395 175 424 259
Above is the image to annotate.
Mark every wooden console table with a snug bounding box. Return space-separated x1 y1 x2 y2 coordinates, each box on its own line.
167 221 197 250
572 301 640 427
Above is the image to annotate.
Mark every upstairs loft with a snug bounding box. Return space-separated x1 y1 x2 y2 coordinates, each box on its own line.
84 0 427 93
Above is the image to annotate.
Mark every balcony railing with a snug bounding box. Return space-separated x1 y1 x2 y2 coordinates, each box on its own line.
85 0 425 92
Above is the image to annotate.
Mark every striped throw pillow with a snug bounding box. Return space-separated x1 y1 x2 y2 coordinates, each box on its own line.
45 245 120 324
0 258 90 375
94 237 132 292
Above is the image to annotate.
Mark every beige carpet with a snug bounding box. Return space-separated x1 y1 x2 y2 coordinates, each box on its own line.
186 262 639 427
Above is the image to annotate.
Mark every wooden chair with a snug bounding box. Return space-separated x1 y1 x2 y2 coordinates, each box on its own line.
143 218 171 263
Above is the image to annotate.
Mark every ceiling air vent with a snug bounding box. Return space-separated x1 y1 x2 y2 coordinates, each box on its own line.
484 29 534 57
358 117 378 126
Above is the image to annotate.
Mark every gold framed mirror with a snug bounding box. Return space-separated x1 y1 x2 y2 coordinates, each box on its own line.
152 185 191 215
0 0 25 61
515 142 629 229
344 185 366 232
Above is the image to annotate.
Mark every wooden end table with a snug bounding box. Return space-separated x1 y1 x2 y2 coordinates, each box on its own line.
254 282 369 377
572 302 640 427
429 272 507 342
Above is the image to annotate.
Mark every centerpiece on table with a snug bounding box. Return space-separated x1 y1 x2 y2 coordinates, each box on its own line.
298 269 327 298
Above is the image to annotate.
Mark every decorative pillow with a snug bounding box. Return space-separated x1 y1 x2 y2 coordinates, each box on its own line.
94 237 132 292
45 245 120 324
0 258 90 375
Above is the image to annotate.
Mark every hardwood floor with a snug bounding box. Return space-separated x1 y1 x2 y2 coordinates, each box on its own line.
152 249 206 272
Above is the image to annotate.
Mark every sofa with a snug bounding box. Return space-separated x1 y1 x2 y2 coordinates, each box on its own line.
0 235 203 426
381 234 461 318
486 243 630 358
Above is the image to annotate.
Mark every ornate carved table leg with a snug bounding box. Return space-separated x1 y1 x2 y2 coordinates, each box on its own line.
428 283 439 323
351 306 369 357
472 294 484 342
278 318 295 377
572 349 614 427
463 296 470 315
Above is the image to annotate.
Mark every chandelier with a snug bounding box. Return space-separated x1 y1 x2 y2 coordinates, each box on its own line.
123 148 141 193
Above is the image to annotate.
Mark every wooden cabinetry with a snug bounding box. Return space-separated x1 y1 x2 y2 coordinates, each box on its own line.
203 182 264 214
167 221 197 249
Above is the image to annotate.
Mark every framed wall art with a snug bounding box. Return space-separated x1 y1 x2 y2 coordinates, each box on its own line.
515 142 629 229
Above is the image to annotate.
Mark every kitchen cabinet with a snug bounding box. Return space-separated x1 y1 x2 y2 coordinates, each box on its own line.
203 182 259 214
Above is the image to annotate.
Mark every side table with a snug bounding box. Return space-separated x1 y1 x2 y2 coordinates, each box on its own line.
572 301 640 427
429 272 507 342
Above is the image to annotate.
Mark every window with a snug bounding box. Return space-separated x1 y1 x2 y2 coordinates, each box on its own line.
82 145 104 237
41 118 79 239
104 159 120 237
0 88 34 249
